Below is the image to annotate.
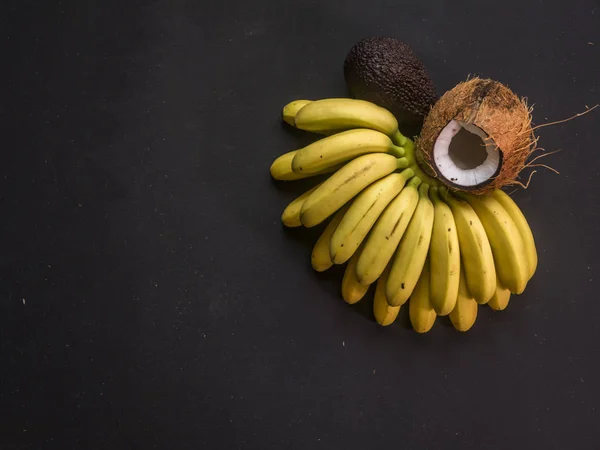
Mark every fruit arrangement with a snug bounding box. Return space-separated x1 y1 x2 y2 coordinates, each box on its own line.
270 37 543 333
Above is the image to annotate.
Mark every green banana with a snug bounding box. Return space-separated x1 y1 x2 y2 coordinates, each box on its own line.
386 183 435 307
373 265 399 326
428 187 460 316
270 150 342 181
458 192 529 295
330 169 414 265
341 246 370 304
356 176 421 286
442 190 496 304
492 189 538 280
449 268 478 331
281 184 322 227
408 261 436 333
294 98 399 136
311 207 347 272
282 100 312 126
300 153 407 228
291 128 404 175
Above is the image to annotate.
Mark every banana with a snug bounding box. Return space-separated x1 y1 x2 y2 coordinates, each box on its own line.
356 176 421 285
282 100 312 126
294 98 399 136
300 153 406 228
408 261 436 333
341 246 370 304
492 189 538 280
386 183 435 307
373 265 400 326
458 193 528 295
330 169 414 265
442 189 496 304
488 280 511 310
428 187 460 316
270 150 342 181
291 129 404 175
311 206 348 272
449 268 478 331
281 184 322 227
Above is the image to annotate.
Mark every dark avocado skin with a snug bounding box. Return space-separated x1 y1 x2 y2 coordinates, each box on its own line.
344 36 438 138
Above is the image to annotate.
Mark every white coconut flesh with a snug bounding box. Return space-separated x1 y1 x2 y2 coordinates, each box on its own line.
432 120 500 187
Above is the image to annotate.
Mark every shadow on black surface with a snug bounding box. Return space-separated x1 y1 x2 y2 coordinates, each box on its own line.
282 222 425 330
282 221 382 324
279 121 325 148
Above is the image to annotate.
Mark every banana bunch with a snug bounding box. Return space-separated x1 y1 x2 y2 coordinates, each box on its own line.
271 98 538 333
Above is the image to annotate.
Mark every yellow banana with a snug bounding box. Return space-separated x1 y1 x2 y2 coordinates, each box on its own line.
442 190 496 304
311 206 348 272
428 187 460 316
294 98 399 136
300 153 406 228
408 261 436 333
330 169 414 265
488 281 511 310
386 183 435 307
270 150 342 181
282 100 312 126
356 176 421 285
341 246 370 304
449 268 478 331
458 193 528 295
281 184 322 227
492 189 538 280
291 129 404 175
373 265 399 326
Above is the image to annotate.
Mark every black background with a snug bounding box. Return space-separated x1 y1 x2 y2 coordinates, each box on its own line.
1 1 599 449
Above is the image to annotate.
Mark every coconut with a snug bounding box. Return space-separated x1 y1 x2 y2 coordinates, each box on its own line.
416 77 534 194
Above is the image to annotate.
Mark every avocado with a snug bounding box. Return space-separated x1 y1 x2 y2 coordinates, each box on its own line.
343 36 438 137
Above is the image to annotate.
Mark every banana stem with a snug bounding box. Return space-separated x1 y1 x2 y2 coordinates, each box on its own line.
391 129 408 147
429 186 440 203
391 128 440 186
399 167 415 180
402 136 414 155
437 186 455 203
396 157 409 170
389 145 405 158
401 136 441 188
418 182 430 196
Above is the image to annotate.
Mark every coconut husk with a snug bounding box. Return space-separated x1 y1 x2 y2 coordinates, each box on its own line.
417 77 535 194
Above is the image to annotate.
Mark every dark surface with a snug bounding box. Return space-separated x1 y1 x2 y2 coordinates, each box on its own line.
1 1 599 449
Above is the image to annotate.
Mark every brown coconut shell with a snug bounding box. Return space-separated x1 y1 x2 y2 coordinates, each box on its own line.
416 77 535 194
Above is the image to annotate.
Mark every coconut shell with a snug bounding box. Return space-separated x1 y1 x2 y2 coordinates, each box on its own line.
416 77 534 194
